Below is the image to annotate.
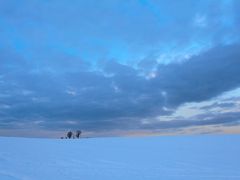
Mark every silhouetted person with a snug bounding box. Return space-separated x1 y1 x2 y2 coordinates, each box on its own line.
76 130 82 138
67 131 73 139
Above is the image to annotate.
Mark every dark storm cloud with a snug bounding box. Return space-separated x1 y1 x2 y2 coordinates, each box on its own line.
153 44 240 107
1 44 240 132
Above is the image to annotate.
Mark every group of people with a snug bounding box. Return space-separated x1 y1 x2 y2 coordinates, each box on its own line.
61 130 82 139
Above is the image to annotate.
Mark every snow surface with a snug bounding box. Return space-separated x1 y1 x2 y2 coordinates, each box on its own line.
0 135 240 180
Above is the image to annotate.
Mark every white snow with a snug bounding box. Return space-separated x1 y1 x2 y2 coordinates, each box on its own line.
0 135 240 180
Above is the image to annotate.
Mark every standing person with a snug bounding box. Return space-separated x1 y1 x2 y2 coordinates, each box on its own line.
76 130 82 138
67 131 73 139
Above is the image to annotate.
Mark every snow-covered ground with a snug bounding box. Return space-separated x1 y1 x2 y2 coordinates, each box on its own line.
0 135 240 180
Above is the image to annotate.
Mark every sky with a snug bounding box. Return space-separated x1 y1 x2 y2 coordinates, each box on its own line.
0 0 240 138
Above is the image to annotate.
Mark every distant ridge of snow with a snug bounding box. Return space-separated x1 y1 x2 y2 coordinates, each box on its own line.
0 135 240 180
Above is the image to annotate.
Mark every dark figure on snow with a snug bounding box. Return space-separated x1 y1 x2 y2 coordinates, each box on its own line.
76 130 82 138
67 131 73 139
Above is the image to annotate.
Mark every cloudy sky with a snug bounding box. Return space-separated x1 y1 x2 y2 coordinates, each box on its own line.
0 0 240 138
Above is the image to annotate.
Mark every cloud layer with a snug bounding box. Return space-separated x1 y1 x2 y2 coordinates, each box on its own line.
1 44 240 133
0 0 240 136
